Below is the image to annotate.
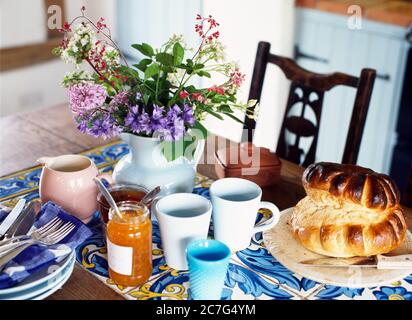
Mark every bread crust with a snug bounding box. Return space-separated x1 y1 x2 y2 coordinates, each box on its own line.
291 162 407 257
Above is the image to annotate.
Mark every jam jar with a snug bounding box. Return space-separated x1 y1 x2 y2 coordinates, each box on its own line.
106 201 152 286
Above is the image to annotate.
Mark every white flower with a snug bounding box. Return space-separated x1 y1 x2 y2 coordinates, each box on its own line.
102 46 120 65
80 38 89 46
61 48 76 64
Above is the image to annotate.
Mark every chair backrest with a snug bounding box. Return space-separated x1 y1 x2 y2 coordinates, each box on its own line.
245 41 376 167
403 163 412 207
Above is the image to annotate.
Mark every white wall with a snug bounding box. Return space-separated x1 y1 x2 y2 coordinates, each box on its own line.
117 0 296 150
0 0 116 117
0 0 46 48
203 0 296 150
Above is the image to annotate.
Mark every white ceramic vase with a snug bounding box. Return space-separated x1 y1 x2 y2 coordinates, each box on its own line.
112 133 204 194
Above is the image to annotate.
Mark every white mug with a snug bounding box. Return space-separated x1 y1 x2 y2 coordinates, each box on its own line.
210 178 280 252
154 193 212 270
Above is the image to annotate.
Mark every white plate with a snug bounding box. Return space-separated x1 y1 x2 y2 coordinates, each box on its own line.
30 262 74 300
3 254 75 300
0 251 75 298
263 208 412 288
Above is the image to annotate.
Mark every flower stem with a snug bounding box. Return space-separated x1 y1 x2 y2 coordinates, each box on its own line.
85 57 116 91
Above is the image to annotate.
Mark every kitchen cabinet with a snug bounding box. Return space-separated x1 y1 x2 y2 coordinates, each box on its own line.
294 8 410 173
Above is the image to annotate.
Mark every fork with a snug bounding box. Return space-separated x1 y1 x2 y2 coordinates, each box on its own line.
0 217 74 254
0 220 75 271
0 217 65 249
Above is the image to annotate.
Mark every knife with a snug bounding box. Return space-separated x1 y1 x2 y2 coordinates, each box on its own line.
300 254 412 270
7 200 40 237
0 199 26 238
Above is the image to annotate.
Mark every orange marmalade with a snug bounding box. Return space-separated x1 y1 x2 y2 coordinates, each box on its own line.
107 201 152 287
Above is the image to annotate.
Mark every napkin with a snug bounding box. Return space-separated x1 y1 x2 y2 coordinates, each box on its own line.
0 201 92 289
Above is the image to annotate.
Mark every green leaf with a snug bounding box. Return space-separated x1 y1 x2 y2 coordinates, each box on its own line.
212 95 228 103
143 93 151 105
223 112 244 124
144 64 159 80
219 105 233 113
133 58 152 72
161 136 196 162
196 70 211 78
191 121 208 139
156 52 174 66
173 43 184 66
193 63 205 70
131 43 155 57
204 108 224 120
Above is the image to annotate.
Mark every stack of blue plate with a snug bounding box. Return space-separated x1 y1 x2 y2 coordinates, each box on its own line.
0 251 75 300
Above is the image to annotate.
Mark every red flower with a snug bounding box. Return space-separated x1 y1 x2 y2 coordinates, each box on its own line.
192 92 205 103
60 38 69 49
59 21 71 33
194 14 220 43
96 17 107 33
179 90 189 99
208 85 225 95
230 68 246 88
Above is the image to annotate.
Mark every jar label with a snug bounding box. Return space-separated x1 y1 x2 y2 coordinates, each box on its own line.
107 238 133 275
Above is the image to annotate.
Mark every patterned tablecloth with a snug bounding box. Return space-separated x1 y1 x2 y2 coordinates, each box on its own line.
1 141 411 300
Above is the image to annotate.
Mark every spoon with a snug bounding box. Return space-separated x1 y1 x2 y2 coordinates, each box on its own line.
93 177 123 220
140 186 161 206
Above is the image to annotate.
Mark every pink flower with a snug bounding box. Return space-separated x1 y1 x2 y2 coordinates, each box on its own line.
208 85 225 95
179 90 189 99
192 92 205 103
230 68 246 88
68 83 107 115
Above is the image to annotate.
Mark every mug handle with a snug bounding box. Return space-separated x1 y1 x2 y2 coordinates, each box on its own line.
253 201 280 234
97 173 114 186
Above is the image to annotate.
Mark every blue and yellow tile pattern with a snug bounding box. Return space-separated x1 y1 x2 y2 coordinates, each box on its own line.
1 141 411 300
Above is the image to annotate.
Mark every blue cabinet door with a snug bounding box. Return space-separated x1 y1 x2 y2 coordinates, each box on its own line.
294 8 409 173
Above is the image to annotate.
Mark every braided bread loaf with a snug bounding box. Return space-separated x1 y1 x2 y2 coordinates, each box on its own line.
291 162 407 257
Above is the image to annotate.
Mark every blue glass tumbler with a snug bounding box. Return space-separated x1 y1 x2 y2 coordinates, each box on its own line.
186 239 231 300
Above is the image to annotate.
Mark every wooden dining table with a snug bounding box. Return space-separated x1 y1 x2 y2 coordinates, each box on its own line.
1 104 411 300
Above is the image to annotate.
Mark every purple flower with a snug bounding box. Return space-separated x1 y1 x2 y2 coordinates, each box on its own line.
68 83 106 115
156 117 185 141
77 119 89 134
150 105 167 131
124 106 153 135
109 91 129 109
138 111 152 135
124 106 141 133
182 104 195 126
153 105 186 141
135 92 142 100
89 114 121 139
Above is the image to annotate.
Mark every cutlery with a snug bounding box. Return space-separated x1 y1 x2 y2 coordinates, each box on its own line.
93 177 124 219
0 201 40 247
140 186 161 206
0 217 72 253
0 218 75 270
300 254 412 269
5 200 40 239
0 199 26 239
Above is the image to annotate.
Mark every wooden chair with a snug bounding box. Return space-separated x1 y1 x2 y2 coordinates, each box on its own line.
403 164 412 207
245 41 376 167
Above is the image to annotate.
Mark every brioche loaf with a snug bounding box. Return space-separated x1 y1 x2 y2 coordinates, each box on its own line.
291 162 407 257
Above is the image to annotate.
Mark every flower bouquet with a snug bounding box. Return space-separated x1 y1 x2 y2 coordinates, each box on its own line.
53 7 259 192
53 7 257 161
